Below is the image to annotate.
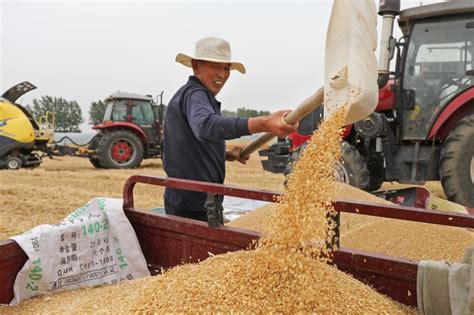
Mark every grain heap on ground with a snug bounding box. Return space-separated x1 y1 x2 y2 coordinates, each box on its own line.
1 108 413 313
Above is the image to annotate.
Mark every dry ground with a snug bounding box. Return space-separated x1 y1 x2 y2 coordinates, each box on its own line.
0 141 283 239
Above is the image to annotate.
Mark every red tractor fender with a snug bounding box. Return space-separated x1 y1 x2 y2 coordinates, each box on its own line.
288 125 353 151
375 81 396 112
288 133 310 151
341 125 353 139
428 87 474 140
92 122 150 144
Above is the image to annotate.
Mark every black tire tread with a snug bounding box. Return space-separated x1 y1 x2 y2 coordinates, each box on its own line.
88 135 104 168
367 155 385 192
439 113 474 207
284 141 370 191
341 141 370 190
89 157 103 168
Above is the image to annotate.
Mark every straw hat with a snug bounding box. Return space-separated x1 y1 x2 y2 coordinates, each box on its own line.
175 37 246 74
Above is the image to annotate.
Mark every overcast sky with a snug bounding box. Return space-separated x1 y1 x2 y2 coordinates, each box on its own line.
1 0 441 131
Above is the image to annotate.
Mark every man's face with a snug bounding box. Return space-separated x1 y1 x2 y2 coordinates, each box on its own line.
193 60 231 95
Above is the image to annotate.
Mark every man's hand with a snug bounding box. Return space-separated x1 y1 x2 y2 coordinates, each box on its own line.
248 110 297 138
226 146 249 164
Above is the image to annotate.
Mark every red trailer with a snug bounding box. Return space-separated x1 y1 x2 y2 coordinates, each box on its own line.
1 175 473 307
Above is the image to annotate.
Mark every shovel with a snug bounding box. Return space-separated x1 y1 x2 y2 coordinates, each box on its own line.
240 0 378 159
239 87 324 158
323 0 378 125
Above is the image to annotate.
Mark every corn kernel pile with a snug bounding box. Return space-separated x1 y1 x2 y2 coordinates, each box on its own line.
1 108 414 313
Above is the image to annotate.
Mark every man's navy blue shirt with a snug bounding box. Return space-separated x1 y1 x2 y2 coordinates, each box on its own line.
163 76 250 212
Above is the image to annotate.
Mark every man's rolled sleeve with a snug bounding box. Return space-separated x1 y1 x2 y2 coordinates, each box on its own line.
232 117 250 139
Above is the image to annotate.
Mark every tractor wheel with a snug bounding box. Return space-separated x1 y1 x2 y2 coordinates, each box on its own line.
367 154 385 192
284 141 370 190
89 157 103 168
88 135 104 168
439 113 474 208
336 141 370 190
96 130 144 169
6 156 22 170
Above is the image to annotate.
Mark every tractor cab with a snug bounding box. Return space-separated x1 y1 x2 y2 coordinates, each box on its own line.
103 92 160 143
397 3 474 140
89 92 165 169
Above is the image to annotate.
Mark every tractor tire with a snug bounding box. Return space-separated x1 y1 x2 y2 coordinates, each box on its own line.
89 157 103 168
367 154 385 192
6 156 22 170
337 141 370 190
439 113 474 208
96 130 144 169
88 135 104 168
284 141 370 190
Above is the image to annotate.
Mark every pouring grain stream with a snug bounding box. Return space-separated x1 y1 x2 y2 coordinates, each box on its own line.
258 107 346 260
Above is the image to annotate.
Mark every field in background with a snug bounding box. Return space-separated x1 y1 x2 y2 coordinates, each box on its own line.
0 139 447 240
0 141 284 239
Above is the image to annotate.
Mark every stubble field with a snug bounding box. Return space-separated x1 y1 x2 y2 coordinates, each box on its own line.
0 141 283 240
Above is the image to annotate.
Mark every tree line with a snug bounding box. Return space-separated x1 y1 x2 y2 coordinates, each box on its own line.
26 96 271 132
222 108 270 118
26 97 107 133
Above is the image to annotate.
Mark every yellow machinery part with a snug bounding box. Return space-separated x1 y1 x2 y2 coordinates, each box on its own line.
36 111 55 143
0 98 35 144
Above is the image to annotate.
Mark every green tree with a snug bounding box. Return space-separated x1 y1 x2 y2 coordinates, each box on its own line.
88 100 107 124
235 107 271 118
257 110 271 116
27 96 83 132
221 109 237 117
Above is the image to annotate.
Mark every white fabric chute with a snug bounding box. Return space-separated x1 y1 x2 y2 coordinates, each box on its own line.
324 0 379 126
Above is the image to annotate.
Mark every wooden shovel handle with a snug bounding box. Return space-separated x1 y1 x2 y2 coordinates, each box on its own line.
239 87 324 159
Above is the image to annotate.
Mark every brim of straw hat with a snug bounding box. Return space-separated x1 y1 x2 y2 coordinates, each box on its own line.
175 53 246 74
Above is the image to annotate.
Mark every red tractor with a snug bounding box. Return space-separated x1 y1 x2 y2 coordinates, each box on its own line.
86 92 165 169
259 1 474 207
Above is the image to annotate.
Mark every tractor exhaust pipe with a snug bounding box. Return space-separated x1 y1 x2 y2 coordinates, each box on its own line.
377 0 400 88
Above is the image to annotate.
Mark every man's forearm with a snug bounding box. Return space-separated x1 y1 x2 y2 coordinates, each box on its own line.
248 116 270 134
247 110 296 137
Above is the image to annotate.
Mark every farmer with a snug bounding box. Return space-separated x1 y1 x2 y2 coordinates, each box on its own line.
163 37 296 227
